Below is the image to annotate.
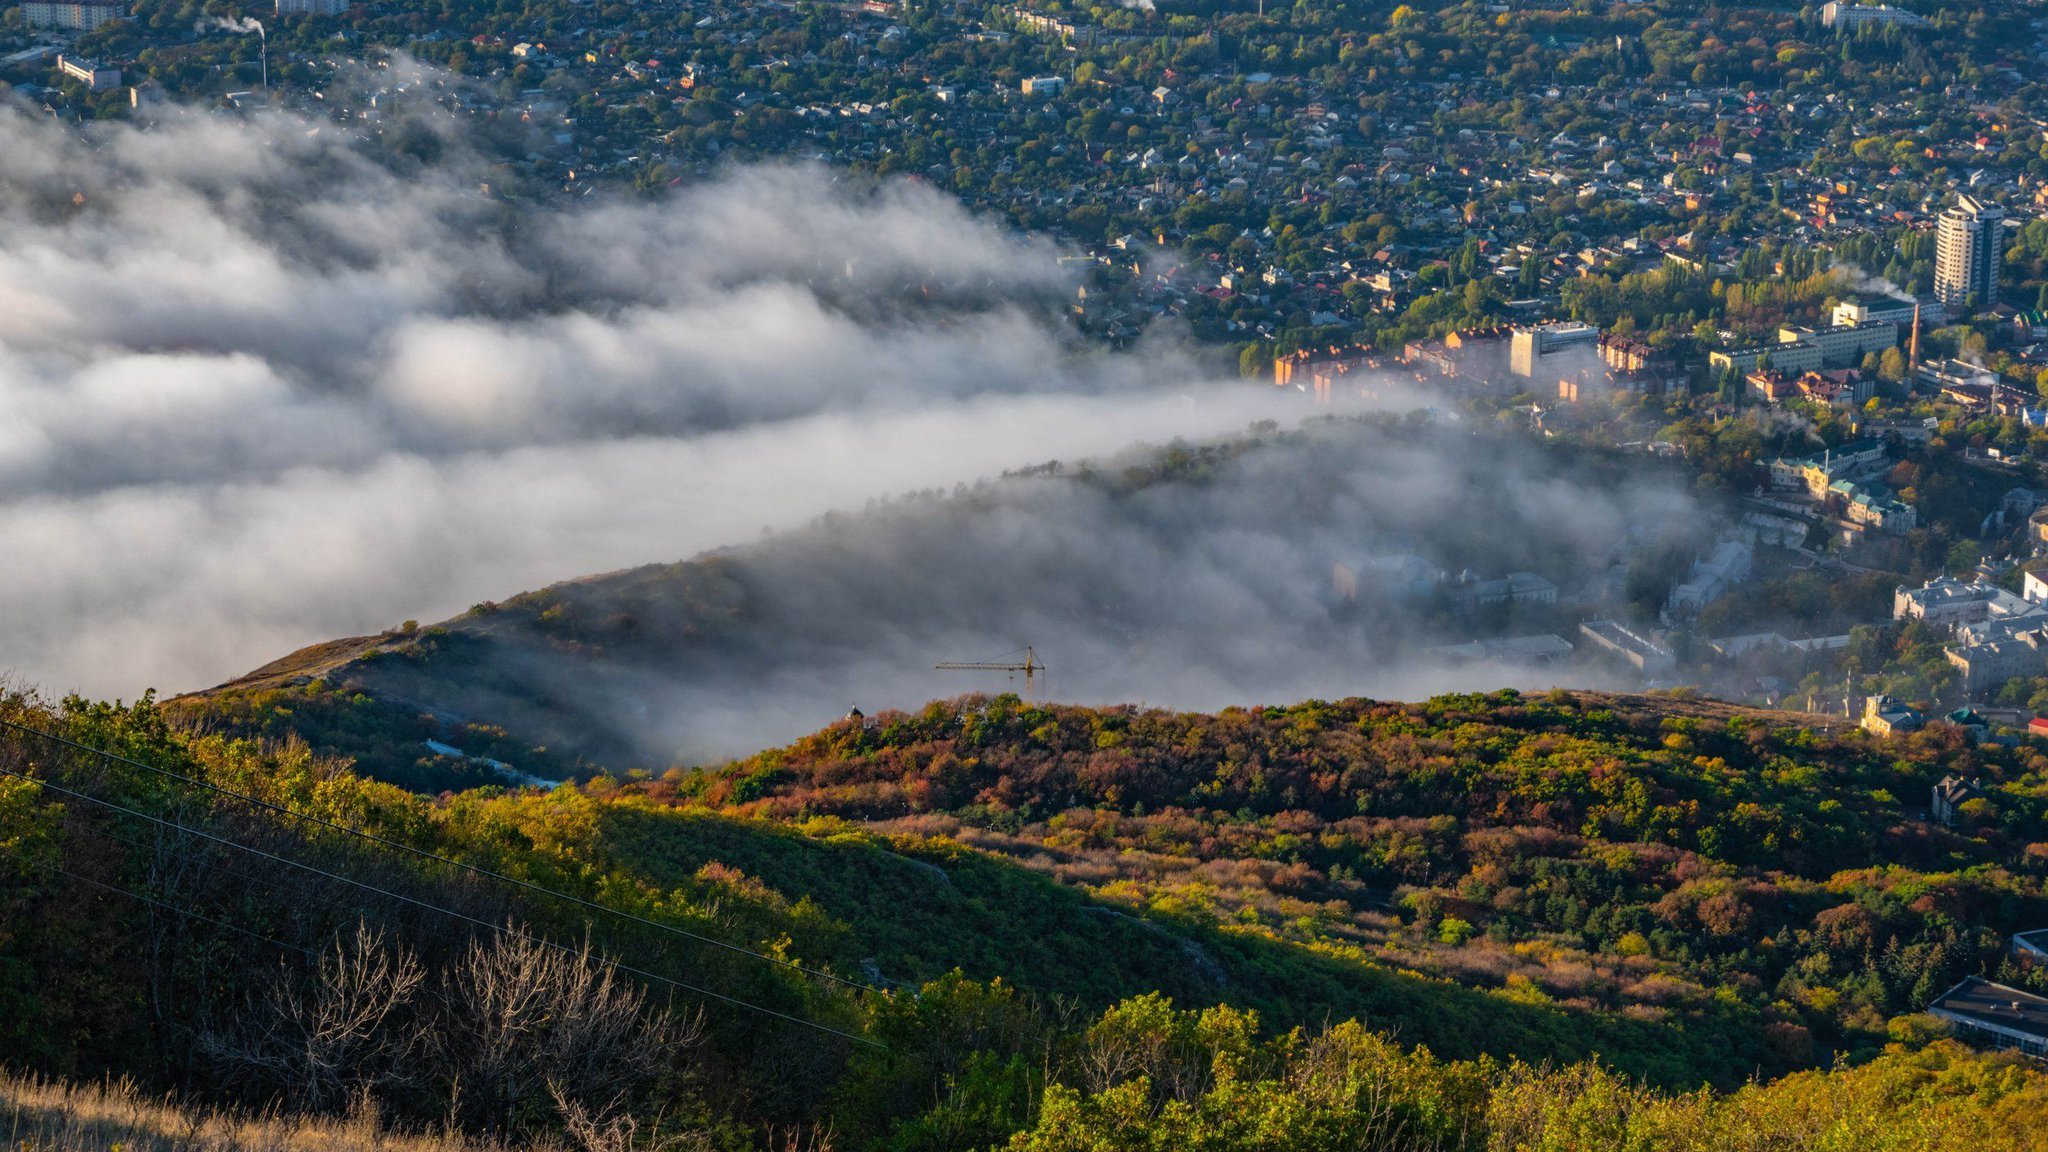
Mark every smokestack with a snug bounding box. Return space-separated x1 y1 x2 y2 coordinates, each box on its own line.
1909 304 1921 374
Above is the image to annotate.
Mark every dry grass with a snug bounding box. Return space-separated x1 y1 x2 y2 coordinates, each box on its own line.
168 633 390 700
0 1072 545 1152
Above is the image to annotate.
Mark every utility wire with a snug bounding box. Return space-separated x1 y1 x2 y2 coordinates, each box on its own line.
0 717 882 994
0 766 886 1051
52 866 319 958
82 821 482 957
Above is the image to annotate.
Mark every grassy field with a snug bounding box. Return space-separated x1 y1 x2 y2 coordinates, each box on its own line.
0 1074 533 1152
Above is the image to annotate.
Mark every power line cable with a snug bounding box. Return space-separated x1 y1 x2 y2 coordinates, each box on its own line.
52 866 319 959
0 717 882 994
82 821 483 957
0 765 885 1051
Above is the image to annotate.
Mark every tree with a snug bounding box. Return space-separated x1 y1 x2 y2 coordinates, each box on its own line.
1879 346 1908 383
1239 342 1273 379
442 931 689 1134
202 921 426 1112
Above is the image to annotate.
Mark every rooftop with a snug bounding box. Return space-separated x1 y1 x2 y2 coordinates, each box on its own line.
1929 977 2048 1042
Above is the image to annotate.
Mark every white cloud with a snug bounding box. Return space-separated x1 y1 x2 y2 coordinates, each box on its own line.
0 95 1295 699
0 86 1695 762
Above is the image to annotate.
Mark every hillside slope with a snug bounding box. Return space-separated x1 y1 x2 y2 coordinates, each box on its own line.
167 417 1701 783
8 687 2048 1148
637 688 2048 1073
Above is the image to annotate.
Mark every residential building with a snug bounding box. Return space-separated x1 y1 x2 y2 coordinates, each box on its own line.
2011 930 2048 968
1748 368 1874 409
56 55 120 91
1944 631 2048 694
1928 978 2048 1056
1274 344 1378 402
1668 539 1752 615
1020 75 1064 97
1431 634 1575 664
1932 774 1987 825
1404 340 1459 377
1804 369 1875 408
1776 321 1898 368
1509 321 1598 377
18 0 124 28
1768 439 1888 500
276 0 347 13
1942 707 1990 740
1833 295 1944 329
1579 620 1676 674
1837 482 1917 534
1453 571 1557 606
1895 577 2010 628
2024 569 2048 604
1858 415 1939 445
1935 195 2005 311
1745 370 1800 405
1710 341 1825 375
1717 320 1896 377
1009 8 1098 45
1400 328 1513 393
1861 693 1922 736
1597 333 1683 393
1820 1 1930 29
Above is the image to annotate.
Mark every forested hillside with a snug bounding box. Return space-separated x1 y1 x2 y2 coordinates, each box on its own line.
642 689 2048 1073
6 687 2048 1148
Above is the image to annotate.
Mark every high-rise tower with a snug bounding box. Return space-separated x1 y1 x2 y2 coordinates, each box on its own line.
1934 195 2005 311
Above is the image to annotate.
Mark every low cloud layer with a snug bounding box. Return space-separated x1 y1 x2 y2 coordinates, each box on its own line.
439 415 1693 763
0 85 1295 699
0 82 1706 758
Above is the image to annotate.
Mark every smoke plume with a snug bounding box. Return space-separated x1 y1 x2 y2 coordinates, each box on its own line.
198 15 265 34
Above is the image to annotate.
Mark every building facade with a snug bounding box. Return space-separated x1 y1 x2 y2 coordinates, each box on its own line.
1895 577 2005 628
56 54 121 91
1273 344 1376 402
1509 321 1597 377
1861 694 1923 736
1935 195 2005 311
1710 341 1826 375
19 0 124 27
1579 620 1677 674
1820 1 1931 29
1597 333 1683 393
1776 321 1898 367
1833 295 1944 329
1945 634 2048 695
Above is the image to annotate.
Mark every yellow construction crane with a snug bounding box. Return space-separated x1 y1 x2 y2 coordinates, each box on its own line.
935 647 1045 700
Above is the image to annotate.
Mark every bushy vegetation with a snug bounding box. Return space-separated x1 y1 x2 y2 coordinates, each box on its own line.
10 687 2048 1149
654 689 2048 1072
